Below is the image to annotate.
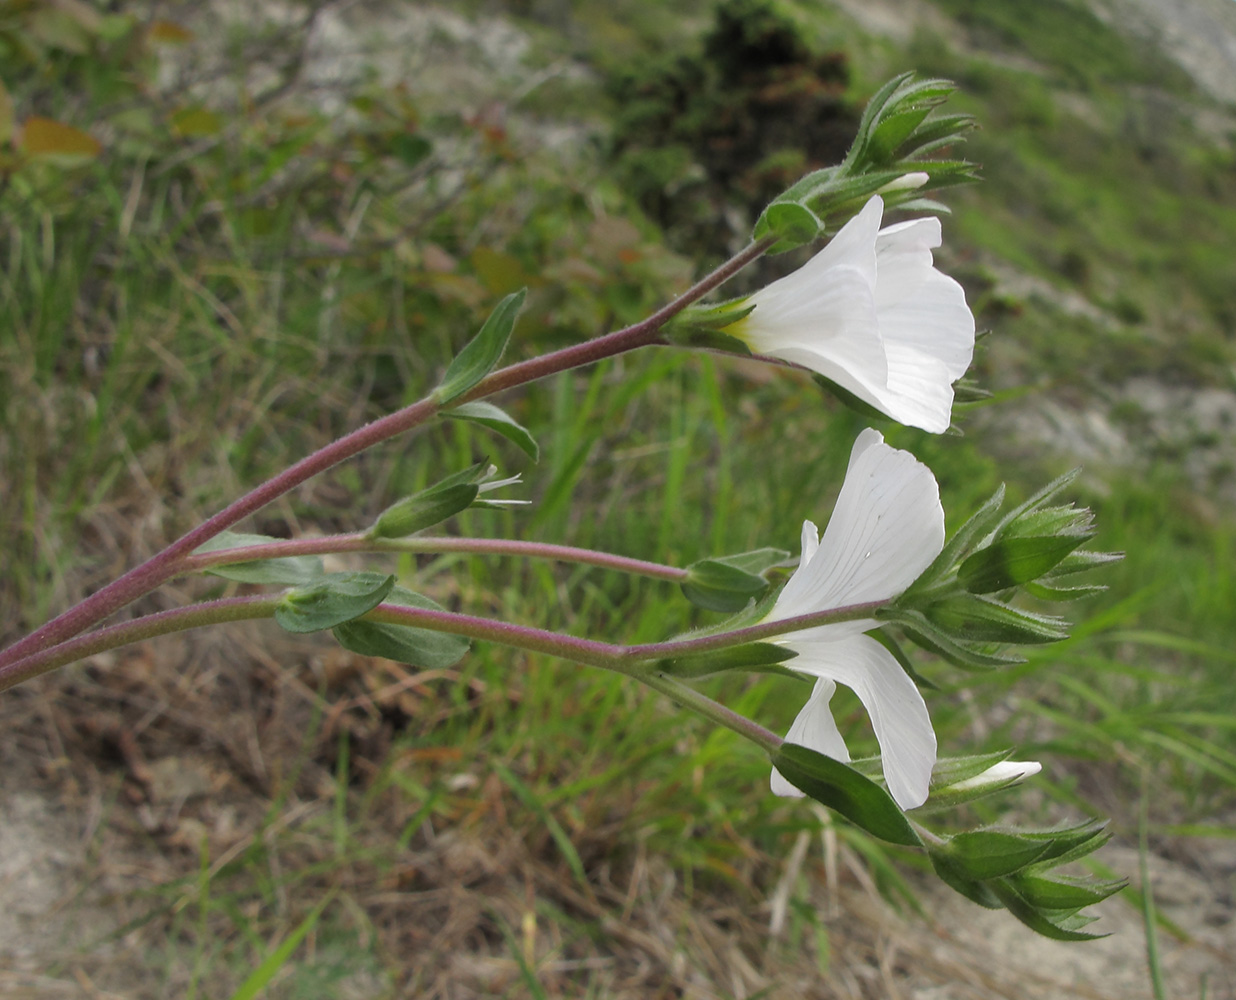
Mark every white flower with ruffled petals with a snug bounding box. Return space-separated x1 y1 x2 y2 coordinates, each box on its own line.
769 428 945 810
727 195 974 433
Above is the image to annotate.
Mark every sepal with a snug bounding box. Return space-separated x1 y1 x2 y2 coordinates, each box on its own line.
657 642 801 679
927 819 1121 940
681 547 790 613
922 753 1040 810
665 299 756 354
367 462 491 539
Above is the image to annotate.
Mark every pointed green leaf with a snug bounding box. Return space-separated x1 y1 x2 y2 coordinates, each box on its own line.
658 642 801 679
334 587 470 668
666 327 754 355
1024 580 1109 602
1018 820 1112 871
869 107 934 162
275 572 396 633
898 114 976 159
930 751 1015 788
435 288 526 404
194 531 324 586
1001 504 1095 540
1043 549 1125 578
991 469 1081 538
771 743 922 846
445 400 539 461
714 547 792 576
665 299 756 352
923 754 1045 809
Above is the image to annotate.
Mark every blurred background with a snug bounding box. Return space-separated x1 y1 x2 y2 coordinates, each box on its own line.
1 0 1234 996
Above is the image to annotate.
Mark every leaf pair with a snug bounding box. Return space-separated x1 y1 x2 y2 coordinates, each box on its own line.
276 571 469 668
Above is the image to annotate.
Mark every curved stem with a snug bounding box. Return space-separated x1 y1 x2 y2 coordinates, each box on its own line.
1 593 885 698
0 596 281 693
0 598 786 758
183 533 689 583
0 238 772 673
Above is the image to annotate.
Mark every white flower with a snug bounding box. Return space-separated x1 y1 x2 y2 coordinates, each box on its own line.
946 760 1042 793
727 195 974 433
769 428 945 810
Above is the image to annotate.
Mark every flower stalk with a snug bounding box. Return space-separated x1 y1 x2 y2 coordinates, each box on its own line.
0 237 774 674
184 534 690 583
0 593 889 693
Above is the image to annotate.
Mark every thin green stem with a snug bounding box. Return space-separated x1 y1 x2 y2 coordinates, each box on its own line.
640 672 783 753
182 533 689 583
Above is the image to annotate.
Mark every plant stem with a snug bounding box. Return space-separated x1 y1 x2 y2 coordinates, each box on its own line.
0 597 787 758
639 672 783 754
0 238 772 674
621 601 885 660
183 533 689 583
1 593 884 699
0 596 281 693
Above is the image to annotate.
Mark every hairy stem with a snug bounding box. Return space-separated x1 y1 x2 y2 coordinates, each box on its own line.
0 596 281 693
0 238 771 674
183 533 689 583
0 597 787 758
2 593 885 697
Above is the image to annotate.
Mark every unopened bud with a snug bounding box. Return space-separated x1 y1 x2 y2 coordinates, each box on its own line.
877 171 930 194
947 760 1041 793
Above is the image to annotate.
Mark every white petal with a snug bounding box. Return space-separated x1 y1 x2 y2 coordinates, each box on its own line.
784 634 936 810
770 431 944 621
872 218 941 311
798 520 820 567
798 195 884 280
744 265 889 394
878 269 975 381
861 346 957 433
770 678 849 797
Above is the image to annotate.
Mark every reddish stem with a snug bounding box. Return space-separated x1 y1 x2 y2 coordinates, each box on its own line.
0 239 771 674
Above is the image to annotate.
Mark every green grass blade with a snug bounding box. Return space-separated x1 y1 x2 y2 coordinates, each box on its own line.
227 891 335 1000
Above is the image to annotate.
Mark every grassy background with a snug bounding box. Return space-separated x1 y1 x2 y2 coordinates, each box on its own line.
2 0 1235 995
